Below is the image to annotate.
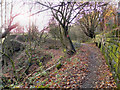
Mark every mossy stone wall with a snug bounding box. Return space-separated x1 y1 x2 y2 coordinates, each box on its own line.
95 28 120 86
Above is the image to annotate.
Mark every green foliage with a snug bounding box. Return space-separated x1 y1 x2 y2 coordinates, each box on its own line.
56 63 62 70
69 25 90 43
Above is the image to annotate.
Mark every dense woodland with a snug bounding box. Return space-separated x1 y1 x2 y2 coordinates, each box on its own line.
0 0 120 88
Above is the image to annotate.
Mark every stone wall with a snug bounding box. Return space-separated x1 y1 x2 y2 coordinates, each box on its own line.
95 27 120 86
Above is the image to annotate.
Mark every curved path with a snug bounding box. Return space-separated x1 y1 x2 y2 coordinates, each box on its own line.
81 43 116 88
2 40 117 88
35 43 117 88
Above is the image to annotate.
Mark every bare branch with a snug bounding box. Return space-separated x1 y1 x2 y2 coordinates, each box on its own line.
68 2 89 24
0 23 19 38
35 1 63 14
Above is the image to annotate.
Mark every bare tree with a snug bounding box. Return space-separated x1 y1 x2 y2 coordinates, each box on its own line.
0 1 20 39
0 0 34 39
76 2 110 38
36 1 89 54
1 0 3 35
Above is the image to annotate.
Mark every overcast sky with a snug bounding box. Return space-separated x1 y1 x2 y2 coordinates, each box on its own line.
0 0 119 32
0 0 53 32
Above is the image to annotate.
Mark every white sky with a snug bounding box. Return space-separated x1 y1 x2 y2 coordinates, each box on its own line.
0 0 53 32
0 0 119 33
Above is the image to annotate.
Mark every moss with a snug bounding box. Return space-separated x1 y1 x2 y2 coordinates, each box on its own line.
118 60 120 74
111 53 117 62
113 45 117 53
56 63 62 70
116 48 119 52
96 30 120 84
106 34 111 38
115 51 119 58
104 42 109 47
107 40 119 46
118 43 120 48
109 51 113 59
113 63 117 72
118 73 120 79
104 53 109 65
106 38 111 42
102 46 106 54
119 46 120 54
108 45 113 52
107 49 111 56
114 64 118 74
112 30 116 35
106 55 111 66
116 30 120 37
100 44 103 52
38 85 49 88
112 24 117 29
39 62 42 66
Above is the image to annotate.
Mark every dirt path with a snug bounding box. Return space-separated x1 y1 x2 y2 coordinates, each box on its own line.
81 43 102 88
81 43 116 88
34 43 116 88
3 41 117 88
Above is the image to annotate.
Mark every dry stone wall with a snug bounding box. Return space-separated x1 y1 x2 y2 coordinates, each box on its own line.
95 27 120 86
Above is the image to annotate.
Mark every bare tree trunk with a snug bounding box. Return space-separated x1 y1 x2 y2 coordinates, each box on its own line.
0 1 3 83
67 35 76 52
5 0 6 27
0 0 3 34
63 26 76 53
59 25 67 49
100 19 104 31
